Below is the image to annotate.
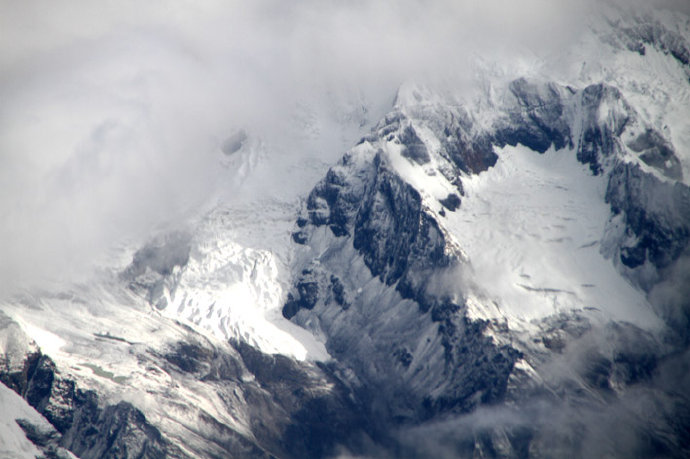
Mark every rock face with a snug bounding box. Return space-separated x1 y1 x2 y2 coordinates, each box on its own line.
607 162 690 271
3 1 690 456
0 308 380 459
495 78 572 154
618 20 690 72
4 31 690 456
492 79 689 289
2 354 177 459
0 312 180 458
289 146 521 424
282 76 690 456
2 74 689 458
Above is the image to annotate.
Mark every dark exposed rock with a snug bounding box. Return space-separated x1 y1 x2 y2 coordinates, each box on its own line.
285 125 521 433
282 269 322 319
193 412 274 459
159 337 375 458
64 400 172 459
576 84 630 175
441 127 498 175
399 125 431 164
393 348 414 368
620 244 647 269
282 294 302 320
234 341 374 459
1 350 181 459
296 281 319 309
305 158 367 238
353 154 451 289
330 275 349 309
16 418 60 447
298 149 453 309
161 339 247 383
1 309 377 459
402 103 500 177
1 350 42 397
606 161 690 274
620 22 690 68
495 78 572 154
28 358 77 433
7 71 690 458
432 317 521 413
286 75 690 456
291 230 308 245
430 301 461 323
164 341 216 375
627 128 682 180
439 193 461 211
14 418 72 459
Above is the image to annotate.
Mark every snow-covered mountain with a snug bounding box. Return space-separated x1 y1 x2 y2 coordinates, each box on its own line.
2 1 690 457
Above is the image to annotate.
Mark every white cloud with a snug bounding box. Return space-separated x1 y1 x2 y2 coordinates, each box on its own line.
0 0 642 293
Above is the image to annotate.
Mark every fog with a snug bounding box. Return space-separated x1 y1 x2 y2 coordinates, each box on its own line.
2 1 689 456
0 0 611 294
393 342 690 458
0 0 673 288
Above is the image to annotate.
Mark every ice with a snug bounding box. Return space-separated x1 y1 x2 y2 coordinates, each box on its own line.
0 3 688 455
445 145 662 330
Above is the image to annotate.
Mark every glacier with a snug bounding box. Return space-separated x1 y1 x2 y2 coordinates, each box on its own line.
2 1 690 457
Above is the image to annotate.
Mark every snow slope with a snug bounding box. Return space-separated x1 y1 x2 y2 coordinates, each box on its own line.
1 1 689 457
0 384 54 459
447 145 661 329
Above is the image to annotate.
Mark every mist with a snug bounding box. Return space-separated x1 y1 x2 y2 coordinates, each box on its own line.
0 0 646 294
2 2 689 458
392 322 690 458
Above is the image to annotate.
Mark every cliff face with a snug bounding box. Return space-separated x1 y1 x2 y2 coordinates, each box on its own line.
282 76 690 455
0 309 379 459
3 6 690 456
2 73 689 458
0 311 180 459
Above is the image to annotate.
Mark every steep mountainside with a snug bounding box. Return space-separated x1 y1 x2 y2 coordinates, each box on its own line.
283 76 690 456
2 2 690 458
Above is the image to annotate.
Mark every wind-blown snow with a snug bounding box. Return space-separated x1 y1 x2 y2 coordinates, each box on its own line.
143 95 391 361
1 1 689 456
155 204 330 361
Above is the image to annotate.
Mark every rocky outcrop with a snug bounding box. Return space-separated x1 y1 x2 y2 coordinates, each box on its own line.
295 149 455 313
574 84 630 174
619 21 690 70
158 337 375 459
491 78 689 291
606 161 690 279
4 71 689 457
1 309 378 459
282 76 690 456
495 78 572 154
0 349 180 459
287 105 523 432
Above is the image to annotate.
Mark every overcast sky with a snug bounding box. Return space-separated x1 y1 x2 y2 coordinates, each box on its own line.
0 0 666 294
